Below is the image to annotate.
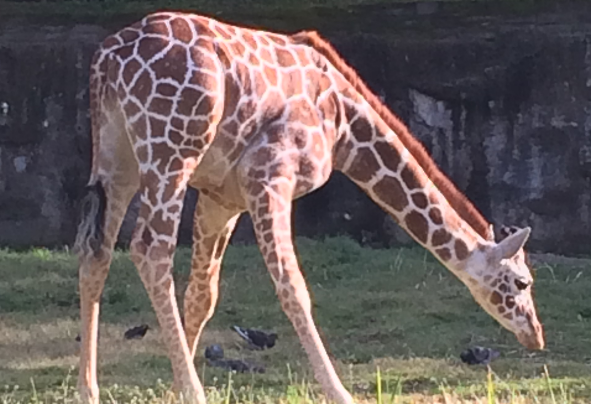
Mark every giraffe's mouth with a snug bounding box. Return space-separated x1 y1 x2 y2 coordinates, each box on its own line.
516 330 545 350
514 311 545 350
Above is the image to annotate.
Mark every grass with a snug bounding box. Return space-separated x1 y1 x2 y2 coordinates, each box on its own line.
1 236 591 403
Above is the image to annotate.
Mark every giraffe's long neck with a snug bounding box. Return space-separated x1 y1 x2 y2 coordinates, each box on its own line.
335 101 488 272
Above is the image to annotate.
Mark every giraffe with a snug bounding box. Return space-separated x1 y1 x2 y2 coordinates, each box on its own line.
73 11 545 404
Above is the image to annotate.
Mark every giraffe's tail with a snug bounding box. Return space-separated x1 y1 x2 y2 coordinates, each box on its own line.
73 47 112 257
73 181 107 258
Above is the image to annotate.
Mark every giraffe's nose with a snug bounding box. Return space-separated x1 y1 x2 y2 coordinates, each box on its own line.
516 313 545 350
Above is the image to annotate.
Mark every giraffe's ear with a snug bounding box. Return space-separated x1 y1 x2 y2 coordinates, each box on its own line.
493 226 531 261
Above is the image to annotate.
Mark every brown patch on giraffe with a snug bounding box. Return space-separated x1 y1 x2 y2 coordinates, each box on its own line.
137 36 168 61
102 35 121 49
490 291 503 305
252 69 267 98
120 28 140 43
170 130 183 144
276 48 297 67
405 211 429 244
431 229 452 247
187 119 208 138
180 147 199 159
499 283 509 293
350 117 373 143
148 117 167 138
401 166 423 190
491 279 499 287
505 296 516 309
171 117 185 131
170 17 193 44
288 99 316 126
213 24 232 40
282 70 304 96
483 275 492 282
221 75 241 119
263 64 278 86
232 41 247 57
152 142 176 171
260 48 274 64
190 46 218 71
436 247 451 261
116 44 135 61
176 87 203 116
149 97 174 116
268 34 287 46
130 70 153 105
429 207 443 225
196 96 214 116
241 31 258 50
124 100 141 118
152 44 187 84
248 52 261 67
169 158 183 172
292 30 492 240
156 83 177 98
503 313 513 320
267 253 280 279
346 147 380 183
237 102 256 123
498 306 506 314
152 209 175 236
132 114 148 139
411 192 428 209
374 141 401 172
454 239 469 261
142 227 154 246
294 47 311 66
372 176 408 212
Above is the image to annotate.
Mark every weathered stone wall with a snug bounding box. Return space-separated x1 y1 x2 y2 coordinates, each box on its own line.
1 2 590 254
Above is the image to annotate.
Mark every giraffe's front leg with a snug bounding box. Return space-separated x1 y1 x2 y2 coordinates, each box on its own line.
242 177 354 404
184 192 241 358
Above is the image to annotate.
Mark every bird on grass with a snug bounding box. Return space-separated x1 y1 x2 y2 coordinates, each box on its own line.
124 324 150 340
204 344 265 373
460 346 500 365
231 325 277 350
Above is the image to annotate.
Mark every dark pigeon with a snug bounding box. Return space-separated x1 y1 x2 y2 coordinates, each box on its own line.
204 344 225 361
204 344 264 373
231 325 277 350
124 324 150 340
460 346 500 365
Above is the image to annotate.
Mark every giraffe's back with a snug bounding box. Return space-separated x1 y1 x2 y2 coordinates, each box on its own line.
90 12 347 206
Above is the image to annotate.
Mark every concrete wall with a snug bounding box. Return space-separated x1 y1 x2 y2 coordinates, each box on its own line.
1 2 590 254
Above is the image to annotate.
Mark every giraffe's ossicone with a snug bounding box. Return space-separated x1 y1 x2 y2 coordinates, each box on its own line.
74 11 544 404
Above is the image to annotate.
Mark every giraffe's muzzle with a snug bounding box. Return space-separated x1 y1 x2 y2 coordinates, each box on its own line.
516 317 545 350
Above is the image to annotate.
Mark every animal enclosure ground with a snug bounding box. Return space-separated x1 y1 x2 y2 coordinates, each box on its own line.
0 237 590 403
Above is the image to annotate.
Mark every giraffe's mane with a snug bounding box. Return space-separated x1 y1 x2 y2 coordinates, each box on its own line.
292 30 491 240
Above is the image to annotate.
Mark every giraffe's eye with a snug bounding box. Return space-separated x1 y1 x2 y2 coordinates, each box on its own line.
514 279 529 291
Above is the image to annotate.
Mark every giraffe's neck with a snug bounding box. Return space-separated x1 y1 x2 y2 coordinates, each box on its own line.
335 100 488 272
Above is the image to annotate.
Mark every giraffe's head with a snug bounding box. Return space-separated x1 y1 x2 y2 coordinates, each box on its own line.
461 225 544 350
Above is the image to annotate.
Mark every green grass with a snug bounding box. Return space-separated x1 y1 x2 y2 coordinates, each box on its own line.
1 237 591 403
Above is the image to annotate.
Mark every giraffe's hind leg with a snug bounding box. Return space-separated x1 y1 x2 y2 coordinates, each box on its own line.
75 122 139 404
129 158 206 403
183 192 241 358
238 169 354 404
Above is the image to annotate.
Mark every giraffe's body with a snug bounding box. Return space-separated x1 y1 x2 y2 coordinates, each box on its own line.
74 11 544 404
